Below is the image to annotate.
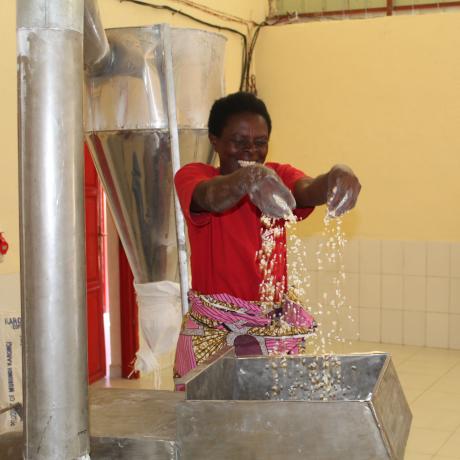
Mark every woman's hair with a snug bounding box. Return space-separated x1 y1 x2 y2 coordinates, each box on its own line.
208 92 272 137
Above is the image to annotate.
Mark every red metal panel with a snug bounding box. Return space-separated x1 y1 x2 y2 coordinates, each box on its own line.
86 284 106 382
119 244 140 379
84 144 106 384
85 191 99 283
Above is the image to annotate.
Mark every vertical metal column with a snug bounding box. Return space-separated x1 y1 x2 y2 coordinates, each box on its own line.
17 1 90 459
162 25 190 315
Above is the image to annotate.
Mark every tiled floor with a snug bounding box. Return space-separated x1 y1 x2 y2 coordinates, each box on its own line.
92 341 460 460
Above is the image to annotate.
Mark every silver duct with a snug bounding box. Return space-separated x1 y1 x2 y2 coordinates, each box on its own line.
17 0 89 459
84 0 112 75
84 23 226 314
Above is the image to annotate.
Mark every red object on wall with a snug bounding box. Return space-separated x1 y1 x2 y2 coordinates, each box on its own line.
119 245 140 379
85 145 107 384
0 233 8 255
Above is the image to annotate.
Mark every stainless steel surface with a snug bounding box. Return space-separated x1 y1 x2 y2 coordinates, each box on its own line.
177 400 389 460
85 26 226 132
17 1 89 458
179 352 412 460
162 25 189 314
184 352 388 401
0 388 184 459
90 437 176 460
373 358 413 460
0 431 178 460
1 354 411 459
89 388 182 459
85 26 225 286
89 388 181 439
87 129 210 284
17 0 83 31
84 0 112 75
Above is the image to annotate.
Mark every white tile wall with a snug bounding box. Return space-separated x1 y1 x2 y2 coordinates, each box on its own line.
404 276 426 312
404 241 426 276
302 236 460 350
450 278 460 314
403 311 426 346
449 314 460 349
359 239 381 274
381 309 403 344
382 240 403 274
451 243 460 278
426 277 449 313
343 273 359 307
317 271 336 297
359 308 381 342
359 273 381 309
427 242 450 277
426 313 449 348
339 306 359 340
342 239 360 273
382 275 403 310
317 311 339 335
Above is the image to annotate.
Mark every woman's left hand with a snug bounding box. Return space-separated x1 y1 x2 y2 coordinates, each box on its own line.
327 164 361 217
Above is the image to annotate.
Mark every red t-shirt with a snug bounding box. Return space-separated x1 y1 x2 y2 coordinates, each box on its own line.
174 162 314 301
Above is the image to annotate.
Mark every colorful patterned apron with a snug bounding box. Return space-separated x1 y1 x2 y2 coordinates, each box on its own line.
174 290 316 389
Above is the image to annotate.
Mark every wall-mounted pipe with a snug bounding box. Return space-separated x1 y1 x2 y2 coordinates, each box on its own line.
17 0 90 458
84 0 112 75
270 0 460 20
84 0 147 78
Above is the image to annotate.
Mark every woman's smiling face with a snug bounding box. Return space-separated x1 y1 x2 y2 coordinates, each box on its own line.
209 112 270 175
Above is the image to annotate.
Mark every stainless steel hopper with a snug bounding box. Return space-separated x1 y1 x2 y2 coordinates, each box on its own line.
177 350 412 460
0 350 412 459
84 24 226 307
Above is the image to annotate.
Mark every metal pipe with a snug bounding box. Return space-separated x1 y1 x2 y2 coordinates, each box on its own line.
386 0 394 16
271 0 460 20
84 0 146 79
17 1 90 459
84 0 112 75
162 25 190 315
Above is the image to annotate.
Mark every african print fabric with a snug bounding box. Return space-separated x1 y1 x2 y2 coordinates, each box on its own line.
174 290 316 387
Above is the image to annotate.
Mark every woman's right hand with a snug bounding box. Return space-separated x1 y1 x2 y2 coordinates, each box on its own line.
240 164 296 219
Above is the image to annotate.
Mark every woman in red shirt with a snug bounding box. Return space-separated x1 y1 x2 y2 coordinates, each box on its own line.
174 92 360 383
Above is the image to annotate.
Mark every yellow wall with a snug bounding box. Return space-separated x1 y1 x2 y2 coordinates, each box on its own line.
0 0 266 275
0 1 19 275
3 3 460 278
256 13 460 241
